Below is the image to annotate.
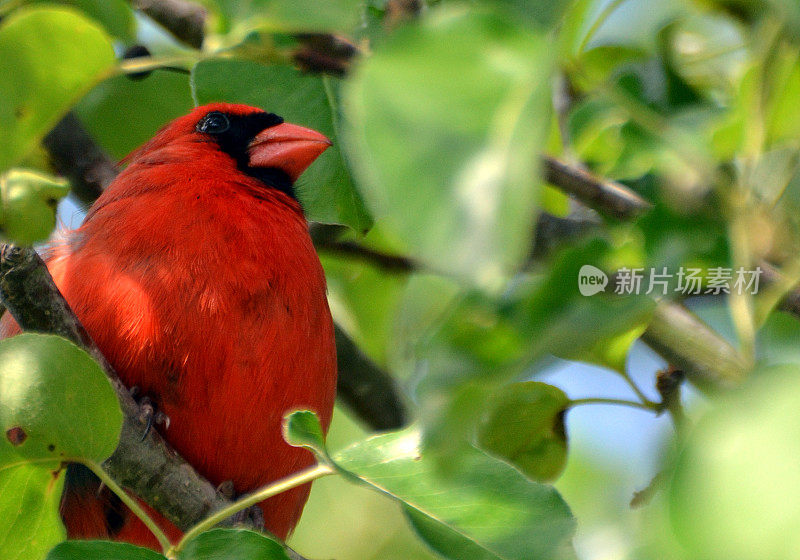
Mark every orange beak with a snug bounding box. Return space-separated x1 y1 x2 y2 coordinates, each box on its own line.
248 123 331 182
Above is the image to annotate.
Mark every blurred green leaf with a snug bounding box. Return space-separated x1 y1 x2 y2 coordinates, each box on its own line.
756 312 800 366
345 7 553 286
764 46 800 146
27 0 136 41
0 169 69 245
665 14 745 95
283 410 327 460
322 227 410 364
585 322 647 373
668 364 800 559
388 273 462 380
512 240 656 366
561 0 686 60
490 0 568 29
75 71 195 161
568 97 628 171
749 148 800 205
408 240 653 456
0 463 65 560
569 45 649 89
478 382 569 482
207 0 361 34
334 427 576 560
692 0 800 37
634 177 729 271
193 59 371 230
46 541 165 560
0 6 115 172
0 334 122 464
179 529 289 560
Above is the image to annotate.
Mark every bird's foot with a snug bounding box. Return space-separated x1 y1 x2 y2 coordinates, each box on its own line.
217 480 266 531
129 387 170 440
229 503 265 531
217 480 236 500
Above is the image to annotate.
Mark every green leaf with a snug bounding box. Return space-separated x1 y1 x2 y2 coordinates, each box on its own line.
46 541 165 560
28 0 136 41
334 428 576 560
584 323 647 373
75 71 195 161
282 410 327 459
416 240 655 395
0 333 123 464
208 0 361 34
388 273 462 380
668 364 800 559
664 13 745 95
192 59 371 230
344 7 553 286
0 169 70 245
0 6 115 172
764 46 800 146
178 529 289 560
0 463 65 560
514 241 656 364
490 0 568 29
322 225 410 364
478 382 569 482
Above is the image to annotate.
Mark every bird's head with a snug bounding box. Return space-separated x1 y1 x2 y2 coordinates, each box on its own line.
127 103 331 201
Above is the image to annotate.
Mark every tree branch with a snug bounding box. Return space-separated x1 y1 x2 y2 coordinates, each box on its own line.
334 328 407 430
130 0 206 49
641 302 746 392
0 244 252 532
42 113 117 207
542 156 652 219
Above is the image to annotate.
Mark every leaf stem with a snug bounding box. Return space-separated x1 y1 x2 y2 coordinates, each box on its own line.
577 0 629 53
116 54 201 77
618 370 656 407
83 460 172 554
568 397 657 412
169 463 334 556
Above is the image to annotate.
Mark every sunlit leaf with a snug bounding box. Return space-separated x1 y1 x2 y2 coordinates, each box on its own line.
0 169 70 245
334 428 576 560
283 410 327 460
46 541 164 560
28 0 136 41
0 7 115 172
478 382 569 482
668 364 800 559
0 334 122 464
345 7 553 286
0 463 65 560
179 529 289 560
208 0 361 34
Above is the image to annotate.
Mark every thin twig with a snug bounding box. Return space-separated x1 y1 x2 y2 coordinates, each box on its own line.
130 0 206 49
541 156 652 220
641 301 747 392
568 397 656 412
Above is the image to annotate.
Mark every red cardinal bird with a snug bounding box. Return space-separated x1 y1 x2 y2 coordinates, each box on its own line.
2 103 337 548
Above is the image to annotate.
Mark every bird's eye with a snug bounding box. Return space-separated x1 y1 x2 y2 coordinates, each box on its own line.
196 111 230 135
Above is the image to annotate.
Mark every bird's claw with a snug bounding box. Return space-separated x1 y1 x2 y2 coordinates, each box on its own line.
217 480 236 500
134 394 170 441
216 481 265 531
229 503 265 531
